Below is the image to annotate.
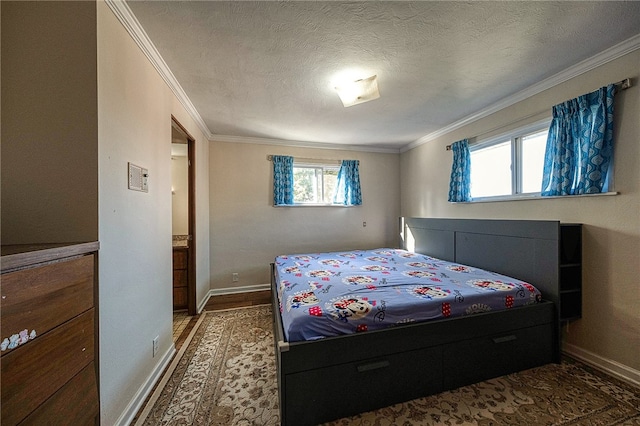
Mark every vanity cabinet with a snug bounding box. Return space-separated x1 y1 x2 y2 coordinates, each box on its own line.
1 242 99 425
173 247 188 310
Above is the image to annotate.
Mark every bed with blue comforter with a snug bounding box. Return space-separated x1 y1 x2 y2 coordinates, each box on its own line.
275 248 543 342
272 218 562 426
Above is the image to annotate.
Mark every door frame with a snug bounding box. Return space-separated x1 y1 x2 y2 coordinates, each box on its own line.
171 116 197 315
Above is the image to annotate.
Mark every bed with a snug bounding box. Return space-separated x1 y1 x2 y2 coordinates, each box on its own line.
271 218 562 426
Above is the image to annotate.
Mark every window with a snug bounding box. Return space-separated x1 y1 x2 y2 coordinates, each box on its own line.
469 121 549 200
519 130 547 193
273 155 361 206
470 140 512 198
293 163 339 204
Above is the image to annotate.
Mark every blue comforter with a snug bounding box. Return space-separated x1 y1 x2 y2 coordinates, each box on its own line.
275 248 542 342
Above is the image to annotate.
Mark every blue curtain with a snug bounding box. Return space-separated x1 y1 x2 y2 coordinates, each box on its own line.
541 84 615 196
273 155 294 205
334 160 362 206
448 139 471 202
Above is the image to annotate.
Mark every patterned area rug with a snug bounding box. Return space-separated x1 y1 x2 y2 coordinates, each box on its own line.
139 305 640 425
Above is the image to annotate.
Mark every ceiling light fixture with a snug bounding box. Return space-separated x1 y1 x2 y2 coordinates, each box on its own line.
334 75 380 107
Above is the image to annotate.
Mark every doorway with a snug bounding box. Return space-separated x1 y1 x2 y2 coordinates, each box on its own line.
171 117 196 318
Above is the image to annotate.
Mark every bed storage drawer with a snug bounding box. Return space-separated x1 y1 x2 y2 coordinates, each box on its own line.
284 346 442 426
442 323 554 390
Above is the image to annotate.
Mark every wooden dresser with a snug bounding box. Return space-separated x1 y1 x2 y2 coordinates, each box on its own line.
1 242 99 425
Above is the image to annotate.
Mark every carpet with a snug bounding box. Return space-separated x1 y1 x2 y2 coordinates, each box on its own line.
138 305 640 425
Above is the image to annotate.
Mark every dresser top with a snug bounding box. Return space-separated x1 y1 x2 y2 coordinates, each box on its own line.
1 241 99 273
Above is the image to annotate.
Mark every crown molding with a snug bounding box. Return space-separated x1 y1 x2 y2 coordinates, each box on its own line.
400 33 640 153
104 0 213 140
105 0 396 153
105 1 638 154
211 134 400 154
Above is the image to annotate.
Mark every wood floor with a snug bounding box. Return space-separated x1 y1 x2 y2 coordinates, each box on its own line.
204 290 271 311
172 290 271 350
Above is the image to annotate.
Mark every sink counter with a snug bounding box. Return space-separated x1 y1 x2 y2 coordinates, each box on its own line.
172 235 189 248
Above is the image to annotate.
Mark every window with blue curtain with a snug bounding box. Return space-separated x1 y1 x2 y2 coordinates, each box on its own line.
272 155 294 205
541 84 615 196
333 160 362 206
448 139 471 202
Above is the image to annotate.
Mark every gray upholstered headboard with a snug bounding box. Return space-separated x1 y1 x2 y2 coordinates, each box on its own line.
400 217 560 308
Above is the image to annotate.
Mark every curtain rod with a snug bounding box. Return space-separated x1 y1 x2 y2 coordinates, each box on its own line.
267 155 345 165
616 77 632 91
445 77 632 151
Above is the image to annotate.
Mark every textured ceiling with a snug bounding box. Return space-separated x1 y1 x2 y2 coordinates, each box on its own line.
127 1 640 151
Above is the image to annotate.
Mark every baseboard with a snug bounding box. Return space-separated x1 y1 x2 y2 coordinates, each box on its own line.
210 283 271 296
197 292 209 314
132 313 208 425
563 342 640 388
199 283 271 313
114 344 176 426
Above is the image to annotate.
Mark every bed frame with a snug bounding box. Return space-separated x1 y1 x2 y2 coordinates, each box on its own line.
271 218 561 426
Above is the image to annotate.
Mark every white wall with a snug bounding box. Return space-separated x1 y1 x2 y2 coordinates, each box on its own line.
97 2 210 423
400 50 640 375
171 153 189 235
209 141 400 290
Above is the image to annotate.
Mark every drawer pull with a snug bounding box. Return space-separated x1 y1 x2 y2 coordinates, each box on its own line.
357 360 390 373
492 335 517 344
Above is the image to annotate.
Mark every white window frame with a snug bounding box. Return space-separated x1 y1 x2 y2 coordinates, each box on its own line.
292 160 342 206
469 119 551 202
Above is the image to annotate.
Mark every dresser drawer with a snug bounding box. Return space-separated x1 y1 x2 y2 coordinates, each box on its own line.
285 346 443 425
20 361 98 426
1 309 95 425
1 255 94 355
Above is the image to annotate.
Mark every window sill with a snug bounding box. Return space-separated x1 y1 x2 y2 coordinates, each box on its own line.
453 191 619 204
274 203 358 208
